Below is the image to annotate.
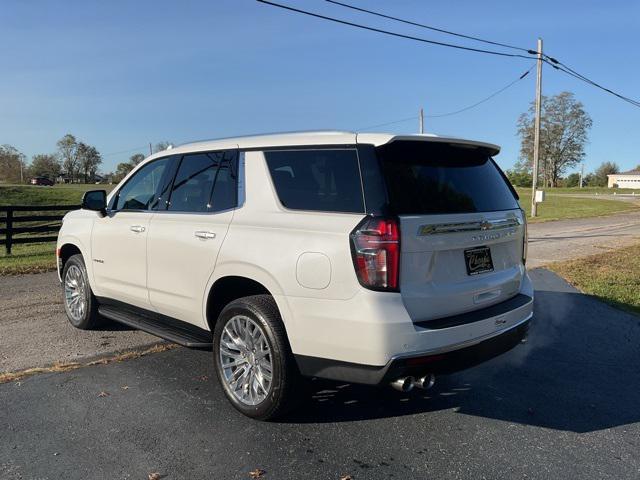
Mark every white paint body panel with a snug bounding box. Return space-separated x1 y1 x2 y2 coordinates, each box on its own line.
57 131 532 370
147 209 234 327
91 211 152 309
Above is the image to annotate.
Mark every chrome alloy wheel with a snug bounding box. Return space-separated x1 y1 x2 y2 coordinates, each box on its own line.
219 315 273 406
64 264 87 323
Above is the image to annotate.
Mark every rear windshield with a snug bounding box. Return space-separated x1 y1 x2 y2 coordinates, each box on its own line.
376 141 519 214
264 149 365 213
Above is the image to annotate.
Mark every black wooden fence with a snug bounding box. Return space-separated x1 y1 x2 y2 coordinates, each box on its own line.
0 205 80 255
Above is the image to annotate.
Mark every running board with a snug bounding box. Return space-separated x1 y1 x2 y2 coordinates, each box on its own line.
98 305 213 348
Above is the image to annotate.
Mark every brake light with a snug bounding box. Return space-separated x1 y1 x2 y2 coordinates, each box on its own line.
521 210 528 265
350 217 400 291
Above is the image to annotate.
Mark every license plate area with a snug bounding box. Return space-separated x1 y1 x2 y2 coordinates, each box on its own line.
464 246 494 276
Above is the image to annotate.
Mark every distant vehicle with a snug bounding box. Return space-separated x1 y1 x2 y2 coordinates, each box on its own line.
30 177 54 186
57 131 533 420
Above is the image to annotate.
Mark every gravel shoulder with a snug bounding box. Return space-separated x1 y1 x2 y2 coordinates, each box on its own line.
526 210 640 268
0 272 161 373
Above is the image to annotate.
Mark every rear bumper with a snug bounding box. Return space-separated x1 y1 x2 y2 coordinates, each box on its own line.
295 314 531 385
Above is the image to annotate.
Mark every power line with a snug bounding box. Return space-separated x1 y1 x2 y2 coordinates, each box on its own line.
543 57 640 108
102 146 148 157
262 1 640 109
426 65 534 117
326 0 533 54
358 65 534 130
358 115 419 132
256 0 536 60
324 1 640 109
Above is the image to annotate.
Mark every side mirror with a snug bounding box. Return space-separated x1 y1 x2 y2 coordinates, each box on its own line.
82 190 107 216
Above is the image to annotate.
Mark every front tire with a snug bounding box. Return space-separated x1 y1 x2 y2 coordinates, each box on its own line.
62 254 102 330
213 295 300 421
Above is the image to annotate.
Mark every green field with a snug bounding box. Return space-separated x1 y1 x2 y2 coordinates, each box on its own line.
538 186 640 195
516 189 639 223
549 243 640 316
0 183 114 206
0 243 55 275
0 184 114 275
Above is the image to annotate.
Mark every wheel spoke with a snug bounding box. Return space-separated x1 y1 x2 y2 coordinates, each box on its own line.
218 314 273 406
64 265 87 324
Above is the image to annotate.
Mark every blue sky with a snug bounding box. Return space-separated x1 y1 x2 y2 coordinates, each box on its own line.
2 0 639 174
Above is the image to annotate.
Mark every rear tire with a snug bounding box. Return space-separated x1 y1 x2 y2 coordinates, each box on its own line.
62 254 102 330
213 295 300 421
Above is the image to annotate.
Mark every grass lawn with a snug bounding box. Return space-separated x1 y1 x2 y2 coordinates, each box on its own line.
0 242 56 275
549 243 640 316
541 186 640 195
516 189 639 223
0 183 114 206
0 184 115 275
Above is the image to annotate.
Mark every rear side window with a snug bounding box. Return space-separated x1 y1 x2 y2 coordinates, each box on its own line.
265 149 365 213
376 141 519 214
167 150 238 213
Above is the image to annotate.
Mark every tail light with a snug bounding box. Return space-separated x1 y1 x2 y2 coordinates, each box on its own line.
521 210 528 265
350 216 400 291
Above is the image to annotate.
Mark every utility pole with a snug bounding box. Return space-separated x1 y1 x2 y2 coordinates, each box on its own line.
419 107 424 134
530 38 543 217
579 163 584 188
149 142 153 156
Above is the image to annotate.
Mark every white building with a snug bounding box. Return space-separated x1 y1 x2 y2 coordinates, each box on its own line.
607 168 640 188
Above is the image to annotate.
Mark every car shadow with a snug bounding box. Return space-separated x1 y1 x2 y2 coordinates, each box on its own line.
281 270 640 433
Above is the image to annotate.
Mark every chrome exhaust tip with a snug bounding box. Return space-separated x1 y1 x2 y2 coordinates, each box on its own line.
390 376 415 392
414 374 436 390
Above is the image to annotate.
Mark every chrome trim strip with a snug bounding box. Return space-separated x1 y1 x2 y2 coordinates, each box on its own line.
390 309 533 363
418 217 522 236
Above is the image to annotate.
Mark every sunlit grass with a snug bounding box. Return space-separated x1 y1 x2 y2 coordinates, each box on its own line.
517 190 639 223
549 243 640 316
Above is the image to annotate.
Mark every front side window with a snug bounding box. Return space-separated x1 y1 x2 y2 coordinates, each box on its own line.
167 150 238 213
264 149 365 213
114 158 170 211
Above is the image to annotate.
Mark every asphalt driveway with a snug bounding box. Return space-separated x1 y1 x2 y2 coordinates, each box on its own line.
2 269 639 480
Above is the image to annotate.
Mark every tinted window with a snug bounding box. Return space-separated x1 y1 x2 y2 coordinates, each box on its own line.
210 151 238 212
151 155 178 210
114 158 170 211
265 149 364 213
376 141 519 214
167 151 238 213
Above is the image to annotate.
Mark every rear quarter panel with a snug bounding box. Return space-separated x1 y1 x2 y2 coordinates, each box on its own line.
208 150 365 344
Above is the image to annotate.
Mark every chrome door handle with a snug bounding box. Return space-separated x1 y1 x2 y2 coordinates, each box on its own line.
194 230 216 239
130 225 146 233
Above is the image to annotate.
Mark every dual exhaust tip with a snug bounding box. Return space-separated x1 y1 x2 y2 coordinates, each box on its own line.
390 374 435 393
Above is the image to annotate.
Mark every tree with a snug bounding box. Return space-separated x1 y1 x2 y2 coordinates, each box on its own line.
57 134 78 182
583 173 598 187
563 172 581 188
516 92 593 188
30 154 62 180
153 141 172 153
77 142 102 183
505 169 533 187
114 162 135 183
591 161 619 187
0 145 27 183
129 153 145 166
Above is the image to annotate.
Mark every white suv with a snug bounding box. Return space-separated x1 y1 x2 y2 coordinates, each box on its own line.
57 131 533 420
